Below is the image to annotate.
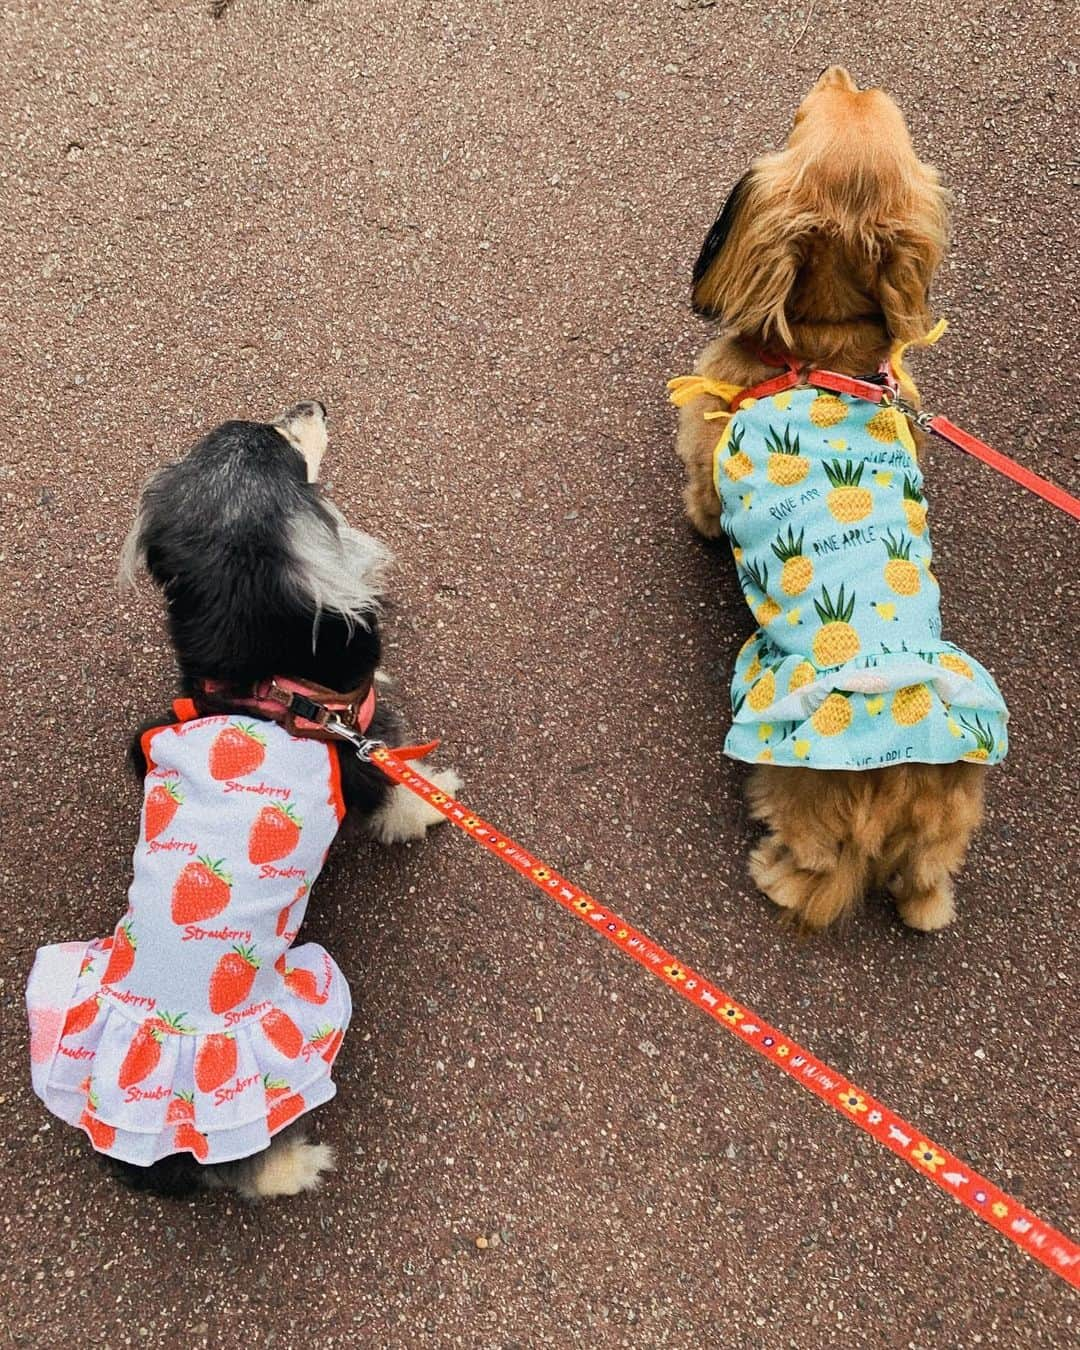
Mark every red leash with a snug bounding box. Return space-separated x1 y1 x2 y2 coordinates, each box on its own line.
726 364 1080 521
349 740 1080 1289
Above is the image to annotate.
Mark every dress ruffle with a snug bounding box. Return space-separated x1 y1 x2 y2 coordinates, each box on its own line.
27 936 350 1166
726 637 1009 770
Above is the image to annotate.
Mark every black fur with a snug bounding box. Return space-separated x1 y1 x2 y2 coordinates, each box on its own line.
112 412 408 1198
691 171 753 313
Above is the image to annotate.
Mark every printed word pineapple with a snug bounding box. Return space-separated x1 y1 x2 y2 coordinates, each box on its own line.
765 424 810 486
823 459 873 523
812 586 860 666
771 526 813 596
882 531 921 596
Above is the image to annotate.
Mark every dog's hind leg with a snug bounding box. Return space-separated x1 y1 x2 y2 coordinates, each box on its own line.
888 763 985 932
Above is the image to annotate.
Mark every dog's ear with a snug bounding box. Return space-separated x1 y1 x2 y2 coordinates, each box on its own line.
690 168 808 346
875 167 949 342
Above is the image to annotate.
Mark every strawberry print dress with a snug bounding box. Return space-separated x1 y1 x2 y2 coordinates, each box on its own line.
714 388 1009 770
26 708 351 1166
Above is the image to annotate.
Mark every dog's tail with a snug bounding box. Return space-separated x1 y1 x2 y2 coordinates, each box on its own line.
103 1127 333 1201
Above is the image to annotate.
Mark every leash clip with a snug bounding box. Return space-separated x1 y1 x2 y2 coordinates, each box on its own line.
884 393 934 428
322 712 384 762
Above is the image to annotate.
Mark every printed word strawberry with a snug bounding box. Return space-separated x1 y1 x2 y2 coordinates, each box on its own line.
248 803 303 865
165 1090 195 1125
79 1090 117 1151
194 1033 237 1092
208 946 260 1014
171 856 232 925
145 781 183 841
117 1012 188 1089
208 723 266 781
310 1025 344 1064
62 995 100 1038
102 923 136 984
175 1121 209 1161
261 1008 303 1059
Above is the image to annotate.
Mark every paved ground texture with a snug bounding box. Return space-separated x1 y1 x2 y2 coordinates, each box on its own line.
1 1 1077 1346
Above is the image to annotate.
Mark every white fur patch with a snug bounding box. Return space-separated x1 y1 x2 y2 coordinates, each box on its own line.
244 1138 335 1200
288 499 391 633
369 769 463 845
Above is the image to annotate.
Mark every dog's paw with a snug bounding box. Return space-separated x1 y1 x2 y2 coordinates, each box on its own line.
244 1137 335 1200
896 886 956 933
684 484 723 539
369 768 463 845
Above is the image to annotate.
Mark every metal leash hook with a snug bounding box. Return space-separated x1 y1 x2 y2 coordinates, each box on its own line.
322 712 384 763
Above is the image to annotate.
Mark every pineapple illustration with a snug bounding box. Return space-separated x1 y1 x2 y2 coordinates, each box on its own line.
866 406 903 443
902 475 927 534
891 683 932 726
812 586 860 666
810 692 853 736
788 660 817 692
938 652 974 680
742 651 763 684
959 715 995 761
771 526 814 596
823 460 873 523
748 670 776 712
732 689 747 718
764 425 810 486
882 531 921 596
743 559 781 626
720 424 753 481
809 393 849 428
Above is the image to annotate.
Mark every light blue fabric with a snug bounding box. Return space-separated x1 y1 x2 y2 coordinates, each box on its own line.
713 386 1008 770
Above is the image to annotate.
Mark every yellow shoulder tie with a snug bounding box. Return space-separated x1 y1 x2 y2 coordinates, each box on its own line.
887 316 947 405
666 373 745 409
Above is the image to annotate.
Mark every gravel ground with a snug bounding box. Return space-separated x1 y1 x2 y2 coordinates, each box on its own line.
1 1 1077 1346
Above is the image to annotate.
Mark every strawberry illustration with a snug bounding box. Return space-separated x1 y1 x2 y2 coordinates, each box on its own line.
208 946 260 1014
208 723 266 781
260 1008 303 1059
194 1033 237 1092
248 803 303 865
166 1090 196 1125
274 952 287 975
117 1012 188 1089
171 856 232 925
62 995 101 1038
282 964 330 1006
79 1090 117 1151
145 781 183 841
79 950 96 977
266 1089 306 1133
310 1025 344 1064
276 883 308 937
175 1122 209 1162
102 922 136 984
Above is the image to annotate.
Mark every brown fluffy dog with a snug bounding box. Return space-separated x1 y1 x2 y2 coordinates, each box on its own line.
674 66 986 933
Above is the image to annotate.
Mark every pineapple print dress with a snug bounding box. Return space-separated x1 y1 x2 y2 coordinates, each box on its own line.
715 388 1009 770
25 707 351 1166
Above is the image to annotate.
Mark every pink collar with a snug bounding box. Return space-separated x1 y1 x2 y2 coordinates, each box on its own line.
197 675 376 740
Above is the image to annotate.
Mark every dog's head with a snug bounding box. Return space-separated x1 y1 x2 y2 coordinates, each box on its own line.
691 67 949 349
121 402 389 691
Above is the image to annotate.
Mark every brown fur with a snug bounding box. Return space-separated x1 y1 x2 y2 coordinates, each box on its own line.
675 67 986 932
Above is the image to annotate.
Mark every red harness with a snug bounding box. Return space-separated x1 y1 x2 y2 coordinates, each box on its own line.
186 675 377 740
